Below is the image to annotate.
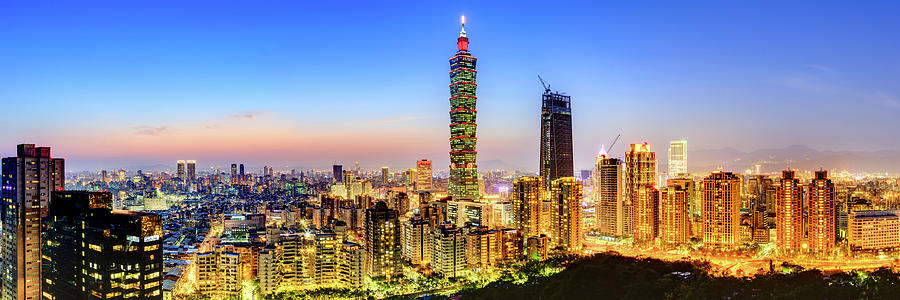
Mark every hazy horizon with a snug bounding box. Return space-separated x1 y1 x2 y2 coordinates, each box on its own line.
3 1 900 172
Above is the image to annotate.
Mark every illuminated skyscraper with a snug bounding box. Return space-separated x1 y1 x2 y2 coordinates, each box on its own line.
1 144 64 300
176 160 186 180
512 176 543 238
594 150 623 238
187 160 196 182
668 139 687 176
239 163 245 182
660 179 692 244
416 159 433 191
381 167 389 185
231 163 238 185
776 170 804 253
625 143 657 240
333 164 343 184
43 191 163 299
700 171 742 248
364 202 401 279
448 16 479 201
549 177 583 253
539 86 574 191
808 170 835 253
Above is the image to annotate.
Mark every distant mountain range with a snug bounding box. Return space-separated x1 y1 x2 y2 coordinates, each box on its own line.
688 145 900 174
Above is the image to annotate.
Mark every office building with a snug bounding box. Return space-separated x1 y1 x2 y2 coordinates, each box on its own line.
381 167 389 185
1 144 65 300
512 176 542 238
848 210 900 252
747 175 774 242
594 151 623 238
448 18 480 201
668 139 687 176
333 164 343 184
186 160 196 182
776 170 804 253
625 143 657 240
176 160 185 181
43 191 163 299
416 159 433 191
231 164 238 185
539 85 574 191
808 171 836 252
364 202 401 278
700 171 742 248
549 177 583 253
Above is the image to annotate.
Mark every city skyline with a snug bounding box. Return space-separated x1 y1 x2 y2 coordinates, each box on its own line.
4 1 900 171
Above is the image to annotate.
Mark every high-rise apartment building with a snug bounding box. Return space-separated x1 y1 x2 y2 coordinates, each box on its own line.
338 242 364 288
466 228 521 268
401 217 432 266
776 170 804 253
43 191 163 299
314 231 338 285
512 176 542 238
364 202 401 278
1 144 65 300
660 179 692 244
808 170 836 252
700 171 742 248
258 246 281 295
416 159 433 191
549 178 583 253
431 223 467 277
668 139 687 176
594 152 623 238
625 143 657 240
197 250 243 297
448 18 480 201
539 87 574 191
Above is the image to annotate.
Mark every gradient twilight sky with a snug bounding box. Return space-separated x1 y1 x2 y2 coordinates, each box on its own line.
2 1 900 172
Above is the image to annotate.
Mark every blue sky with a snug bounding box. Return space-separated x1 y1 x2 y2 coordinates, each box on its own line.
1 1 899 171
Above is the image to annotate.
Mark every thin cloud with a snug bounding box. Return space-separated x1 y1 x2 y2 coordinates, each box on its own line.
230 110 269 120
808 64 834 73
350 115 429 126
133 126 168 136
204 124 220 129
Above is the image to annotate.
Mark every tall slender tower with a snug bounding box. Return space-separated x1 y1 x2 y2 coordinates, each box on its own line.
1 144 65 300
625 143 657 240
539 84 574 191
808 170 835 253
448 16 479 201
668 139 687 176
776 170 803 253
594 148 623 238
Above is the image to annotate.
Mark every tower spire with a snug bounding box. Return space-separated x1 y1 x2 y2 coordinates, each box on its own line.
457 15 469 51
460 15 467 37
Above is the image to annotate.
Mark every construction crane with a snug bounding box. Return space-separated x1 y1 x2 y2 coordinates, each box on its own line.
608 134 621 153
537 75 550 93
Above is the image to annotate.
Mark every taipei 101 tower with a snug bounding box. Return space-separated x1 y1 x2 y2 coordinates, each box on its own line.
448 16 479 201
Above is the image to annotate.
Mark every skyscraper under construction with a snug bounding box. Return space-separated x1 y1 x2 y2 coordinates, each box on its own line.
539 83 574 191
448 16 479 201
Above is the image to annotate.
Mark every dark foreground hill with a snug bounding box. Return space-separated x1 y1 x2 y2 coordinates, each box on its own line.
450 253 900 300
